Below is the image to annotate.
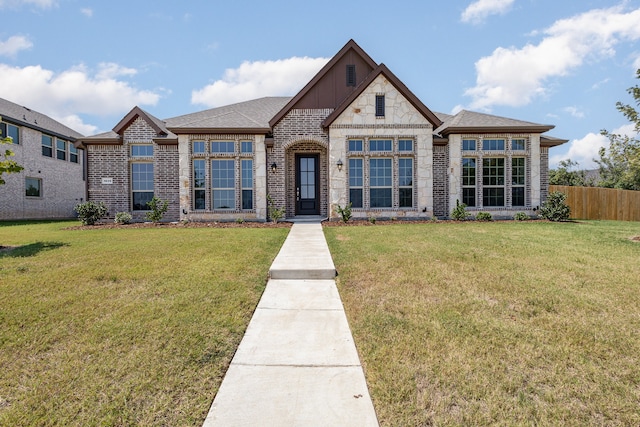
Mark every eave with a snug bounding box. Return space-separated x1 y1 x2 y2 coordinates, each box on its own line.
166 127 271 135
440 125 555 135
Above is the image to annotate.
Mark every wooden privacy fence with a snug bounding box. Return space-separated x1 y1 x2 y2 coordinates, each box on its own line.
550 185 640 221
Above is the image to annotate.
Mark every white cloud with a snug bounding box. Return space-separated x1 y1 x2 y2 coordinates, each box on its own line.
0 0 56 9
550 123 637 169
192 56 329 108
81 7 92 17
461 0 514 24
563 106 585 119
465 5 640 110
0 35 32 57
633 55 640 70
0 63 161 134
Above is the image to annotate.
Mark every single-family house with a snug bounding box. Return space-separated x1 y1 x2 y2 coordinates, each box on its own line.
78 40 567 222
0 97 85 220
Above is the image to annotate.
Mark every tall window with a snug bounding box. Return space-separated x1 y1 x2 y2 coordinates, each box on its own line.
241 159 253 210
69 144 79 163
212 159 235 209
512 158 526 206
56 139 66 160
482 158 505 207
375 94 385 117
42 135 53 157
25 177 41 197
462 158 476 207
369 158 392 208
193 159 206 210
399 158 413 208
349 158 363 208
132 163 154 210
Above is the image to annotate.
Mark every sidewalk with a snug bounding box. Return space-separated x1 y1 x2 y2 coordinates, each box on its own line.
202 223 379 426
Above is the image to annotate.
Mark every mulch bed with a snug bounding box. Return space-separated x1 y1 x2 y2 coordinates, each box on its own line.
65 221 293 230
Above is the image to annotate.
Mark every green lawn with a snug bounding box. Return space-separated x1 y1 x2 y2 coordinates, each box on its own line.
325 220 640 426
0 221 289 426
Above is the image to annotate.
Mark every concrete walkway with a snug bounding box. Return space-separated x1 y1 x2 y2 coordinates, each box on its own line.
202 223 379 426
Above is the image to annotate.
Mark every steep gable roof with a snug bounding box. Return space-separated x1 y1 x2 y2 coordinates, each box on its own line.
0 96 83 140
435 110 554 135
269 39 378 128
322 63 443 128
113 106 176 140
166 97 291 134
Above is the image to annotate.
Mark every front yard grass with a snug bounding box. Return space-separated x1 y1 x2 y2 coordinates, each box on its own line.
0 221 288 426
325 220 640 426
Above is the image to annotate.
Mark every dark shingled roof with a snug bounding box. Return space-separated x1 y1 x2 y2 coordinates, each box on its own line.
166 97 292 133
435 109 554 135
0 96 84 140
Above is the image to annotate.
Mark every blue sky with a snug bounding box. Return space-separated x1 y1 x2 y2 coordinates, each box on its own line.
1 0 639 169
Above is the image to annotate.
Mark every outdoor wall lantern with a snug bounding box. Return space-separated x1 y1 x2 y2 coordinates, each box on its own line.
271 162 278 173
336 159 343 172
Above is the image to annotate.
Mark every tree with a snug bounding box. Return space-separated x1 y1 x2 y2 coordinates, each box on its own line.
549 159 593 186
0 116 24 185
597 69 640 191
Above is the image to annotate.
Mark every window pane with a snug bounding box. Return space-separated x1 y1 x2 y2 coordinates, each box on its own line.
242 189 253 210
193 160 206 188
241 159 253 210
57 139 66 160
399 158 413 187
512 157 526 185
241 141 253 153
131 145 153 157
462 139 476 151
133 192 154 211
349 158 363 187
212 159 235 209
399 139 413 152
463 188 476 207
211 141 234 153
399 188 412 208
462 158 476 186
512 139 526 150
483 158 505 186
512 187 525 206
349 188 363 208
348 139 363 152
194 190 206 210
193 141 205 153
482 139 505 150
213 190 234 209
370 188 392 208
483 188 505 207
25 178 41 197
7 124 19 144
369 158 392 187
42 135 53 157
369 139 392 151
132 163 154 191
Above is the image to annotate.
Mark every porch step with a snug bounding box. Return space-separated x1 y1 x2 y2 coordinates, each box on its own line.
269 223 336 280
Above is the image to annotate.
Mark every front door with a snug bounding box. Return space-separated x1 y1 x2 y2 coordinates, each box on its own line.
295 154 320 215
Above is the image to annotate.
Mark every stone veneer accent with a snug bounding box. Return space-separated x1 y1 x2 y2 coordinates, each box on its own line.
328 74 434 219
87 117 179 221
540 146 549 204
433 145 449 218
270 109 333 219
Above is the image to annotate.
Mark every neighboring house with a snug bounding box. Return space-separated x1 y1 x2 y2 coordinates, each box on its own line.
0 97 85 220
79 40 567 222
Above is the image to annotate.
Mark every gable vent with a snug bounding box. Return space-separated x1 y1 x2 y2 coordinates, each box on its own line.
346 65 356 87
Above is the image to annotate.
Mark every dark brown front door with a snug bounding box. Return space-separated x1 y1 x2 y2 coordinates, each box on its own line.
295 154 319 215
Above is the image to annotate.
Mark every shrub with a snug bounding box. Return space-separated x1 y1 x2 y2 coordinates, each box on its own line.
145 196 169 223
235 217 244 224
475 211 493 221
74 201 107 226
368 216 376 224
514 212 529 221
335 202 352 223
451 199 470 221
267 194 285 223
114 212 132 224
539 191 571 222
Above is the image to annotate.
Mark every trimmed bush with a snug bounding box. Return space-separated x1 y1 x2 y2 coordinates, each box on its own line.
539 191 571 222
267 194 285 223
514 212 529 221
335 202 352 223
145 196 169 223
74 201 107 226
114 212 133 224
451 199 470 221
475 211 493 221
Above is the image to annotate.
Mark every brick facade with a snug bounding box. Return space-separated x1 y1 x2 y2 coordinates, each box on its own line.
433 145 449 218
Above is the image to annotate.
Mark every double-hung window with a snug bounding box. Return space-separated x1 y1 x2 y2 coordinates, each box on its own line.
56 139 66 160
1 122 19 144
241 159 253 210
212 159 235 209
369 158 392 208
348 158 363 208
42 135 53 157
25 177 41 197
131 163 154 210
462 158 476 207
193 159 206 210
482 158 505 207
69 144 79 163
398 158 413 208
512 158 526 206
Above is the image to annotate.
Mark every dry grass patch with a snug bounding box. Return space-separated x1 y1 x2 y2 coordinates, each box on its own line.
325 220 640 426
0 221 288 426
